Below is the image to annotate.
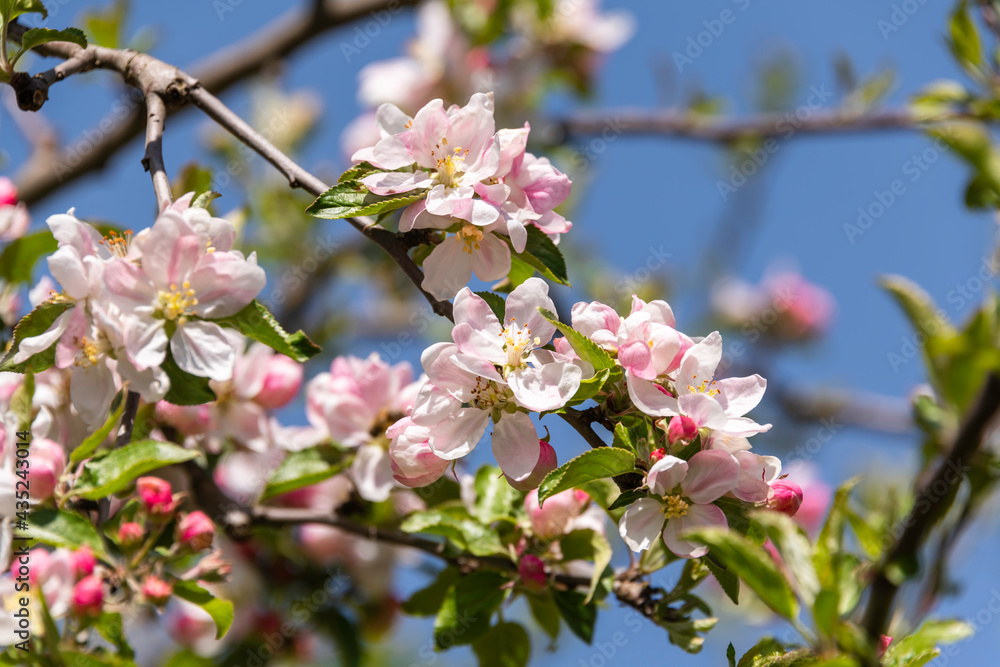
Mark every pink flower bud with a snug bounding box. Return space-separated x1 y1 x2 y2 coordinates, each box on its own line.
117 522 144 548
0 178 17 207
26 438 66 501
72 575 104 617
649 448 666 464
767 480 803 517
504 440 557 491
666 415 698 446
142 576 173 606
525 488 589 539
177 511 215 552
878 635 893 656
254 354 303 409
518 554 547 592
71 546 95 578
137 477 177 517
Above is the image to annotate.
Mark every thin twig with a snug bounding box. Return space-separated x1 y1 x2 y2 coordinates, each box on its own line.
861 373 1000 651
11 0 420 204
142 92 171 211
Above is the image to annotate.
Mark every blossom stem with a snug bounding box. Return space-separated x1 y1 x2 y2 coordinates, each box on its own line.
141 92 171 211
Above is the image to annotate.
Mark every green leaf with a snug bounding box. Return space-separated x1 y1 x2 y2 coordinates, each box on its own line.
567 367 612 406
728 643 737 667
949 1 982 68
9 370 32 431
172 581 234 640
71 395 126 465
433 571 508 649
73 439 199 500
191 191 221 210
606 488 646 511
58 652 138 667
30 508 109 560
501 256 536 290
401 507 507 557
260 447 346 502
95 612 134 659
163 651 215 667
527 591 560 641
161 351 216 405
751 510 819 606
10 28 88 67
337 161 383 183
814 478 859 593
0 300 73 373
538 447 635 505
306 179 427 220
402 567 461 616
812 590 840 638
475 290 507 321
473 465 518 523
0 231 57 284
0 0 47 21
705 555 740 605
514 225 569 285
884 620 973 667
559 529 611 603
472 622 531 667
738 638 787 667
687 527 799 620
551 589 596 644
536 308 616 371
211 300 321 362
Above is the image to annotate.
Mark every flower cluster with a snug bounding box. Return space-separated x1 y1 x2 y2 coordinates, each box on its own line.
388 278 587 487
384 287 796 559
353 93 573 299
12 194 266 426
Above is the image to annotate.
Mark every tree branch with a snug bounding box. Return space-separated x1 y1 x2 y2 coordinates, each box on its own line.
558 107 980 144
11 0 420 205
861 373 1000 650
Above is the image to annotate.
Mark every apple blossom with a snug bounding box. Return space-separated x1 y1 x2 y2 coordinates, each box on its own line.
0 177 29 242
618 449 739 558
306 352 424 502
406 279 585 484
505 439 557 491
627 331 771 437
255 352 304 409
118 522 145 548
387 417 450 488
767 479 804 516
666 415 699 446
71 546 96 578
178 511 215 551
142 576 173 606
518 554 547 592
524 488 590 540
25 437 65 501
104 206 266 382
137 476 177 517
72 575 104 617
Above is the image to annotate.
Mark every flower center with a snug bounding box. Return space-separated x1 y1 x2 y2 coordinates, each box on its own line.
456 223 484 254
470 376 509 411
663 495 689 519
687 375 720 397
500 317 541 369
74 337 102 368
100 229 133 258
157 281 199 323
431 137 470 188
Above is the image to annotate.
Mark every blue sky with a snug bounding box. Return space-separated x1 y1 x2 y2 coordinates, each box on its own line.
3 0 999 664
